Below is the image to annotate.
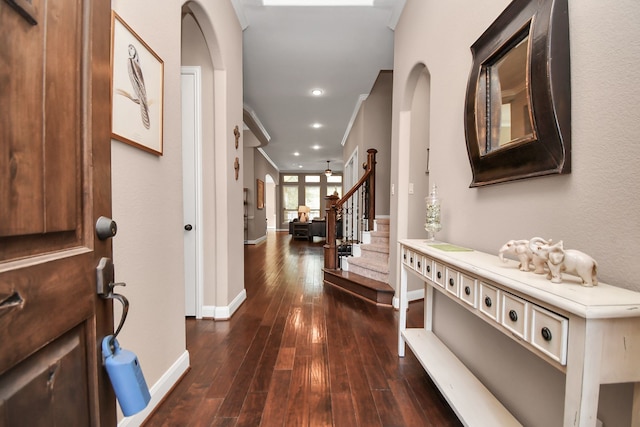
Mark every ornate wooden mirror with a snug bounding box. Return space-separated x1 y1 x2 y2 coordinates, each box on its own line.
464 0 571 187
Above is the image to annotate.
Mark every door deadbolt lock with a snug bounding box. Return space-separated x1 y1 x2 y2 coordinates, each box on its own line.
96 216 118 240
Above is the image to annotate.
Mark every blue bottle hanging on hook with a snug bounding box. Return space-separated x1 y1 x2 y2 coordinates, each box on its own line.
102 335 151 416
96 257 151 417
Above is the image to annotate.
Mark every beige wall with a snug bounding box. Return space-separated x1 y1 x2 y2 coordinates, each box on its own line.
343 102 364 179
243 140 280 243
342 70 393 216
110 0 243 422
391 0 640 425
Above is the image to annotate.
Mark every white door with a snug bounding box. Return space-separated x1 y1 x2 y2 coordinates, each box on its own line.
266 175 276 229
344 148 357 193
344 148 360 236
181 67 203 318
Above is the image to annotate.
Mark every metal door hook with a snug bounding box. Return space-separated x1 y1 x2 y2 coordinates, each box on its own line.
103 288 129 350
96 257 130 350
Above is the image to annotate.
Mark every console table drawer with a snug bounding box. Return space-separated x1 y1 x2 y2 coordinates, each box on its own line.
414 254 425 275
479 282 500 322
422 257 434 280
434 262 445 287
445 268 460 297
501 292 529 340
402 247 412 266
460 274 477 308
530 305 568 365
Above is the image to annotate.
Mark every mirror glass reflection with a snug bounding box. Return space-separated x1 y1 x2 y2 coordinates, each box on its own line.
478 32 534 155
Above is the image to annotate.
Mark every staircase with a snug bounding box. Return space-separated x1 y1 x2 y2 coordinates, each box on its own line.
323 218 394 306
323 149 394 306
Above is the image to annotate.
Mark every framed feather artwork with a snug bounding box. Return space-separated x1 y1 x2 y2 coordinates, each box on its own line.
111 12 164 155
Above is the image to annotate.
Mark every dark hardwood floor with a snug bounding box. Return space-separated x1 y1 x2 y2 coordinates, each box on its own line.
144 231 461 426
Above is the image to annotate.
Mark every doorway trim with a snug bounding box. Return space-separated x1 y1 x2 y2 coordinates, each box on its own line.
181 65 204 319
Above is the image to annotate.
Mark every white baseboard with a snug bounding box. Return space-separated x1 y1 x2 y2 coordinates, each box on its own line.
244 235 267 245
118 350 190 427
201 288 247 320
392 288 424 309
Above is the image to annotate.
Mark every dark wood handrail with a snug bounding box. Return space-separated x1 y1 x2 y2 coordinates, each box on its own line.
335 168 372 209
324 148 376 270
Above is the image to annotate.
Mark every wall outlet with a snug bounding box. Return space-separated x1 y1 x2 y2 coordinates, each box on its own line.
408 183 414 194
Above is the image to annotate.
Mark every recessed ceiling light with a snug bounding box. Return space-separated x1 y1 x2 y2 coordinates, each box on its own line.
263 0 373 6
299 165 304 168
294 152 300 156
311 89 323 96
312 145 321 150
312 123 322 129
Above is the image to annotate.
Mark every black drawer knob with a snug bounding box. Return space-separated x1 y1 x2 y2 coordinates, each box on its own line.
449 278 455 287
509 310 518 322
437 271 442 279
426 265 431 273
541 327 552 341
410 257 413 263
484 296 492 308
464 286 471 295
403 254 406 260
417 261 421 268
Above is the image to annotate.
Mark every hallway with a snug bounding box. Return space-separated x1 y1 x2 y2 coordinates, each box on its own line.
144 232 460 426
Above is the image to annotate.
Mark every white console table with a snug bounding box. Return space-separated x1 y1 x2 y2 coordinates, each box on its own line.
398 239 640 427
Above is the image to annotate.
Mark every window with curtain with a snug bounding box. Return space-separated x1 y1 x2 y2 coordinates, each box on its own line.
327 175 342 198
283 176 299 221
305 185 320 219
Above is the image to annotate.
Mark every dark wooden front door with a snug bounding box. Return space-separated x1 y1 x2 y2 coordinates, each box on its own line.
0 0 115 425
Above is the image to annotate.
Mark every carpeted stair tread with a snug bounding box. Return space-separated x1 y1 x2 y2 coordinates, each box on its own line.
347 256 389 274
360 243 390 254
370 230 390 239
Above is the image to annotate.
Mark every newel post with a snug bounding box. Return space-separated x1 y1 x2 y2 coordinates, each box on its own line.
366 148 377 231
324 194 339 269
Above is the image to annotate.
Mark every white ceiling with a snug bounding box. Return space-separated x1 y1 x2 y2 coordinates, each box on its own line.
233 0 405 173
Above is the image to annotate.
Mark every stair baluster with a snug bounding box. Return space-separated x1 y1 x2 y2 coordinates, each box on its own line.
324 149 376 270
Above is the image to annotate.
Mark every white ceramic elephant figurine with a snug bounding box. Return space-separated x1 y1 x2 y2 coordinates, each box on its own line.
530 239 598 286
498 239 547 273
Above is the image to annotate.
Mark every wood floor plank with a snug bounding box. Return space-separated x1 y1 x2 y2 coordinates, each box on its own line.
309 342 332 427
205 318 263 399
260 370 291 427
330 392 358 427
187 398 223 427
249 295 291 392
372 389 407 427
285 356 311 426
324 286 351 395
387 378 433 427
274 347 295 371
143 232 461 427
405 371 462 426
235 392 267 427
217 325 271 417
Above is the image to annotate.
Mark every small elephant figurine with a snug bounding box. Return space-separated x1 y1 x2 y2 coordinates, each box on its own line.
529 238 598 286
498 239 547 273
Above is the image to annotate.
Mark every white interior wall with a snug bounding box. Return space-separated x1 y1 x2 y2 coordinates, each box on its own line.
266 177 276 229
110 0 243 422
392 0 640 425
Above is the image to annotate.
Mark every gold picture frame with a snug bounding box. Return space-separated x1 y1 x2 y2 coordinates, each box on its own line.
256 179 264 210
111 12 164 155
